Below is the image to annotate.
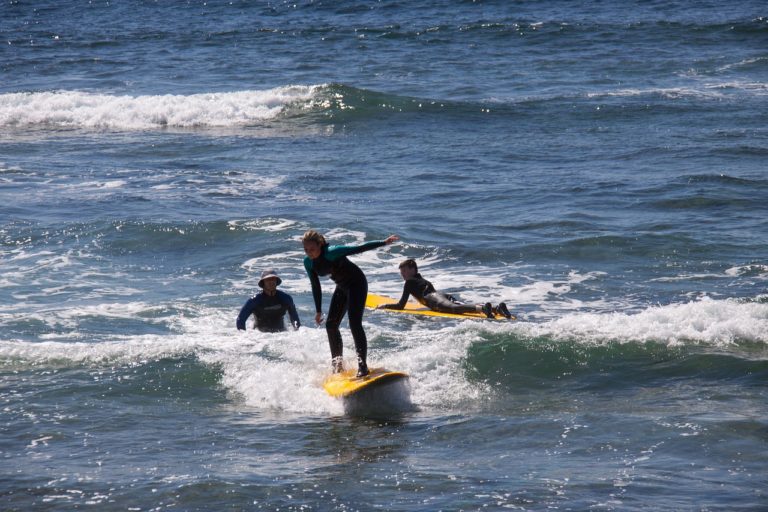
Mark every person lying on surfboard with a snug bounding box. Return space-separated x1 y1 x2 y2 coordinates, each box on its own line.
302 230 399 377
236 269 301 333
377 259 513 319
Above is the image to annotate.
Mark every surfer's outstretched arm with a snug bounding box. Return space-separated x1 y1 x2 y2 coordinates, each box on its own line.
379 286 410 310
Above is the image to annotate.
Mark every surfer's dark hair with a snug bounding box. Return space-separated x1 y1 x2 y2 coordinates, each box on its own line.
399 259 418 272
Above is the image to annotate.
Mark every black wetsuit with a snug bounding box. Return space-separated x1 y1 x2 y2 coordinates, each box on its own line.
381 272 478 315
304 240 387 366
236 290 301 333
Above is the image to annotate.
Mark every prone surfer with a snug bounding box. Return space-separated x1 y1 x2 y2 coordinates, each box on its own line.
377 259 513 319
236 269 301 332
302 230 399 377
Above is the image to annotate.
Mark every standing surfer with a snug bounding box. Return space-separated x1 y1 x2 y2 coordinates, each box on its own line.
302 230 399 377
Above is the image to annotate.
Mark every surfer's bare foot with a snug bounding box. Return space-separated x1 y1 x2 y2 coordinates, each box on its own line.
356 363 369 378
332 357 344 373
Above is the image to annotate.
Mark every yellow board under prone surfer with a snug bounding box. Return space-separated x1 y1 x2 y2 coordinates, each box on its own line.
323 367 409 398
366 293 515 321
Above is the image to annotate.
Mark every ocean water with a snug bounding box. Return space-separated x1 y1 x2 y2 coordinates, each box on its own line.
2 1 768 510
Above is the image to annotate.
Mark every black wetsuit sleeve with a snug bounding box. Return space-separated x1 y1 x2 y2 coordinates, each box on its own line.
236 297 257 330
304 257 323 313
380 275 434 310
381 285 411 310
282 292 301 329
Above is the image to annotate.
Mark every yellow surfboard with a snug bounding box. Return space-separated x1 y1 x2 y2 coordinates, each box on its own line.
365 293 515 321
323 367 409 398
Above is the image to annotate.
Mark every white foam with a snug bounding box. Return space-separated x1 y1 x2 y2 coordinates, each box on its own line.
488 83 748 107
2 296 766 417
715 56 768 73
50 171 292 202
725 264 768 279
516 296 768 346
707 81 768 94
207 175 286 198
198 328 346 415
188 315 494 414
648 265 768 284
0 334 195 365
588 81 768 101
0 300 174 335
0 86 321 130
78 179 126 189
585 87 725 100
0 301 489 415
228 217 298 234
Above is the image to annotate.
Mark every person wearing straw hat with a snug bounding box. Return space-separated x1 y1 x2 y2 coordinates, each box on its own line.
236 269 301 332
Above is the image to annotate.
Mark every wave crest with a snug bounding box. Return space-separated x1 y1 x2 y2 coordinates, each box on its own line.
0 86 321 130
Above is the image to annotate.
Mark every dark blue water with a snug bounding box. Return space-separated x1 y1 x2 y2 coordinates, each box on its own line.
2 1 768 510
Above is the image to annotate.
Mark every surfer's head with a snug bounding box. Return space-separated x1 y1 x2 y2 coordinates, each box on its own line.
302 229 327 259
398 258 418 279
258 269 282 288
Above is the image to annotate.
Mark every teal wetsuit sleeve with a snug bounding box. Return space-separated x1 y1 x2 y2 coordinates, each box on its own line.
304 256 323 313
325 240 387 261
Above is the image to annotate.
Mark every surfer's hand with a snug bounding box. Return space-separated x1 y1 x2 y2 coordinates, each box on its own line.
314 312 324 325
384 234 399 245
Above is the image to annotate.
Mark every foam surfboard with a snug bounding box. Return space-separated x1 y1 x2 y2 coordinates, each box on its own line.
366 293 515 320
323 367 409 398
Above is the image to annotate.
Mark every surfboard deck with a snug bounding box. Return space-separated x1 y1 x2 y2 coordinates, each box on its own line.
366 293 515 320
323 367 409 398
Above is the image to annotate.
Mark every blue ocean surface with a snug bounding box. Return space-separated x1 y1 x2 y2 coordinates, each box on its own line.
1 1 767 510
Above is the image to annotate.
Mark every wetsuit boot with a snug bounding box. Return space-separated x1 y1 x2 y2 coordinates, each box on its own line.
496 302 513 319
355 341 369 377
